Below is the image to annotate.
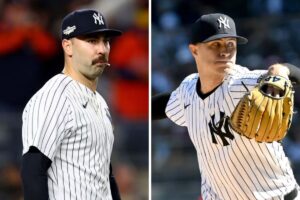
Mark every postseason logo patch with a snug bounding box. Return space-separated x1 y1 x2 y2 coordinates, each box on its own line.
63 26 77 35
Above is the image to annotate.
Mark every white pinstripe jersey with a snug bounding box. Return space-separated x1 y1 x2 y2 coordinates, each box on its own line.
22 74 114 200
166 65 299 200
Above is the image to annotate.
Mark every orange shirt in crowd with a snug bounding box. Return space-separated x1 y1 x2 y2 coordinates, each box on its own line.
110 29 148 120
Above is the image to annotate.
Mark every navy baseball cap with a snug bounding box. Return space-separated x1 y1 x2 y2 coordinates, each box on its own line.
190 13 248 44
61 9 122 40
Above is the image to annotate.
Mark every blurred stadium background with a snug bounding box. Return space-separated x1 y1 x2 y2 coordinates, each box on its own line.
0 0 148 200
152 0 300 199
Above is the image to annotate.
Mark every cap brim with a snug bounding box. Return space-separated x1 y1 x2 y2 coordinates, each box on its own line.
81 28 122 37
203 34 248 44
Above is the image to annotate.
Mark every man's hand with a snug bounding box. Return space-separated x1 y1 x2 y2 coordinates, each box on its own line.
266 64 291 97
268 63 290 79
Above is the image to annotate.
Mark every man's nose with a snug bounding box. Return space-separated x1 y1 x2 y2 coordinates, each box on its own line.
219 46 230 57
96 42 109 54
220 51 230 57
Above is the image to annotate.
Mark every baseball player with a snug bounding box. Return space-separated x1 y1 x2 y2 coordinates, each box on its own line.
21 9 122 200
152 13 300 199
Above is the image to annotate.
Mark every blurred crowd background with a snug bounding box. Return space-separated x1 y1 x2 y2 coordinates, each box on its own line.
152 0 300 199
0 0 148 199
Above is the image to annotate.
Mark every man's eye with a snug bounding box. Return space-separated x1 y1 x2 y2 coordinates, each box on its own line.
227 42 234 48
211 42 220 48
88 39 97 44
104 38 111 43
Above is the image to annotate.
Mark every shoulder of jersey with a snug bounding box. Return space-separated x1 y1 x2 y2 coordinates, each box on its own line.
225 65 267 89
226 64 265 80
181 73 198 85
177 73 198 92
40 74 72 92
227 64 250 76
171 73 198 98
23 74 73 113
30 74 73 101
95 92 108 108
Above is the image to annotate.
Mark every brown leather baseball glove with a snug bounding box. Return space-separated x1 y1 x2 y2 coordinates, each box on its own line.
230 75 294 142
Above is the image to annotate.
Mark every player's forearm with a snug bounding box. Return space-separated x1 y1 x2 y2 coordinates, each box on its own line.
283 63 300 84
21 146 51 200
152 92 171 120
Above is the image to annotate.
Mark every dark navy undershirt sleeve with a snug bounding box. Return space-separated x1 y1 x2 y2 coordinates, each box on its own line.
284 63 300 85
109 163 121 200
21 146 52 200
152 92 171 120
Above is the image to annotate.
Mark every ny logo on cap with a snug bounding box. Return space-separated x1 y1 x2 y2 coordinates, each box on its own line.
93 13 104 25
217 16 230 29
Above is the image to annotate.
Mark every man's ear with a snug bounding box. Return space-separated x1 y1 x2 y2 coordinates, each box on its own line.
62 39 72 56
189 44 198 56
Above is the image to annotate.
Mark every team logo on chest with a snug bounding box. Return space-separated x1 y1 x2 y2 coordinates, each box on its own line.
208 111 234 146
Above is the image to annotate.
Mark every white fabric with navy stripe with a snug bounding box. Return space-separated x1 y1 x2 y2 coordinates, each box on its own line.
22 74 114 200
166 64 299 200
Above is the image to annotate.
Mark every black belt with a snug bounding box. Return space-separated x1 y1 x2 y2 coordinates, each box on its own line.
284 188 298 200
